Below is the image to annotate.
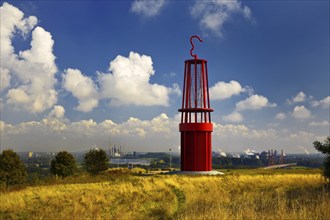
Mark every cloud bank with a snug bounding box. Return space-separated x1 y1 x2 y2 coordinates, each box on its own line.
1 112 325 153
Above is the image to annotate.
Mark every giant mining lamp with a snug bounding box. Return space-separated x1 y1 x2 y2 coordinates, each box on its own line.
179 36 213 171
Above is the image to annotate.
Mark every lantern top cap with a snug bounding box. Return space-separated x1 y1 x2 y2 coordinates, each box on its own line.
190 35 203 60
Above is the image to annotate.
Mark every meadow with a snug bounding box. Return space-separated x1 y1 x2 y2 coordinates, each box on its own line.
1 169 329 219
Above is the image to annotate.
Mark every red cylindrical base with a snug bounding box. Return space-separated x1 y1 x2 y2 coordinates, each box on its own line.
180 123 213 171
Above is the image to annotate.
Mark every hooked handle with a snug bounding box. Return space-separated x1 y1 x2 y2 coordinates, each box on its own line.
190 35 203 60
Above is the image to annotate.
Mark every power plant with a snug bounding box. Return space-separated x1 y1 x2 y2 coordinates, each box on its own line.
109 145 125 158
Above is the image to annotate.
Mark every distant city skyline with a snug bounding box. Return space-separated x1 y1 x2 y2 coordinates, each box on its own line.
0 1 329 153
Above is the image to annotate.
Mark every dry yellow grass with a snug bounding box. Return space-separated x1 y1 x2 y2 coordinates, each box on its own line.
1 173 329 219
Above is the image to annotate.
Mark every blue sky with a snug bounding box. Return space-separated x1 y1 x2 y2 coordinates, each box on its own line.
0 0 329 154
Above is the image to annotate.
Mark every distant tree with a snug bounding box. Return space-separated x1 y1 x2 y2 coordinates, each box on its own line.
83 148 109 174
158 159 165 169
0 149 27 186
50 151 77 177
313 136 330 180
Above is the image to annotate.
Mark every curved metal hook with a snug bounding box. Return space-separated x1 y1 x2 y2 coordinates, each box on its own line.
190 35 203 60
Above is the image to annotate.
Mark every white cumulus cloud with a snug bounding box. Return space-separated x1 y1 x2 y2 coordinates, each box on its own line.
99 51 177 107
0 2 57 113
209 80 244 100
223 111 243 122
62 68 99 112
6 88 30 104
292 91 306 103
0 67 11 92
286 91 307 104
309 120 329 127
311 96 330 109
190 0 253 37
48 105 65 119
275 112 286 120
131 0 166 17
62 52 179 111
292 105 312 119
236 94 276 111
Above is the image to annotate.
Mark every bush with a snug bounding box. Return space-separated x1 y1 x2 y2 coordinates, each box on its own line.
50 151 77 177
101 167 146 175
83 148 109 174
0 149 27 187
313 136 330 180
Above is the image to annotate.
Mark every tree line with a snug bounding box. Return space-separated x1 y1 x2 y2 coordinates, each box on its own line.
1 136 329 188
0 148 109 188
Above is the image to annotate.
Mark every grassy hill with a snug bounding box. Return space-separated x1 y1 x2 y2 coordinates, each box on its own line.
1 169 329 219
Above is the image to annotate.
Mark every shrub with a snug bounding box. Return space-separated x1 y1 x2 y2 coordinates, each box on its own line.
83 148 109 174
313 136 330 180
0 149 27 187
50 151 77 177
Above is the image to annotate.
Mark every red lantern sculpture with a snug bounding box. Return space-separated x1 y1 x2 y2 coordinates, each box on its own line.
179 36 213 171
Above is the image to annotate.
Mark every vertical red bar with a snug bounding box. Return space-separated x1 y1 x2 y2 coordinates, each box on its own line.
181 62 187 123
205 62 211 122
194 61 197 123
201 61 207 122
186 63 190 109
